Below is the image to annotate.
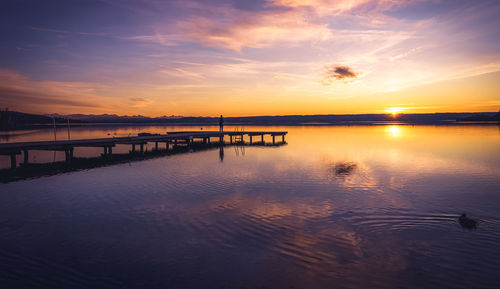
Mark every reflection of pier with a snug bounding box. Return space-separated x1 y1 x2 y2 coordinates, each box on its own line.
0 131 287 170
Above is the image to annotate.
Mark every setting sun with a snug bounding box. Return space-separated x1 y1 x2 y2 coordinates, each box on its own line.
386 107 405 117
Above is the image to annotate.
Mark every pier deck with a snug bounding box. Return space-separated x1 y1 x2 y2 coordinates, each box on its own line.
0 131 287 169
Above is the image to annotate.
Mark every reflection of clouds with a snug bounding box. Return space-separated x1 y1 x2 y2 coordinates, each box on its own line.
183 191 411 283
332 161 358 177
323 160 379 190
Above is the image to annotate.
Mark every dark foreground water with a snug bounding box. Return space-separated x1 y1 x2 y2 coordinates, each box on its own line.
1 125 500 289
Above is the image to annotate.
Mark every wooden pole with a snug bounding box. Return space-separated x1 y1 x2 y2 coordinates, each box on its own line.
10 153 16 170
53 116 57 142
67 119 71 140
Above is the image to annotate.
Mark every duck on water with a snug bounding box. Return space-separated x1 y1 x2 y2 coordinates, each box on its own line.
459 213 477 229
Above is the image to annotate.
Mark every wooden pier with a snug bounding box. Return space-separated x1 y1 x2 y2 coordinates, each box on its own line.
0 131 287 169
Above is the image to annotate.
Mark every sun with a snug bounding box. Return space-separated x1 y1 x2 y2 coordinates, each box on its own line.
386 107 404 117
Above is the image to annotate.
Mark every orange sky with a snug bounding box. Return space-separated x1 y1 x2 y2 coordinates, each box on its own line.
1 0 499 116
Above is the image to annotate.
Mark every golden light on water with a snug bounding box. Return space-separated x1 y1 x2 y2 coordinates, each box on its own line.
386 125 403 138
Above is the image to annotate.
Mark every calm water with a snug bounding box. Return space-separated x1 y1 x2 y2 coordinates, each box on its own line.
1 125 500 289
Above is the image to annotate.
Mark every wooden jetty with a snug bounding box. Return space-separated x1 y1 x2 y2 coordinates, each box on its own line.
0 131 287 169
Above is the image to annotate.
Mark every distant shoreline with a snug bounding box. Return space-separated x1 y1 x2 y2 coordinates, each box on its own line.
1 109 498 131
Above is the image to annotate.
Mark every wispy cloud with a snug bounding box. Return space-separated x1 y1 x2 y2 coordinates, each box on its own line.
0 69 108 113
128 97 152 107
31 26 107 36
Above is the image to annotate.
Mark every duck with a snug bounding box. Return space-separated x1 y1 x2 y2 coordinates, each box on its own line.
459 213 477 229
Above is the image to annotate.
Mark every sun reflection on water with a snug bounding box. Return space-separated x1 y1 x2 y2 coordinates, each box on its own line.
386 125 403 138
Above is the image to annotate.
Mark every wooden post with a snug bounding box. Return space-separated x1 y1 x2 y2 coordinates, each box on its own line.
70 147 74 160
207 137 210 144
250 135 253 144
103 146 108 156
230 135 233 144
282 135 285 142
23 150 29 165
107 146 112 158
65 149 72 163
272 135 275 144
132 144 136 153
166 142 169 151
261 135 264 142
140 143 144 153
155 142 158 151
10 153 16 170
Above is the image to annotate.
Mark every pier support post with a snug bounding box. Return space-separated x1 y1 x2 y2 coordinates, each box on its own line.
132 144 136 153
10 153 16 170
282 135 285 142
65 148 73 163
103 146 108 156
107 146 112 158
272 135 275 144
23 150 29 165
155 142 158 151
207 137 210 144
140 144 144 153
166 142 169 151
250 135 253 144
261 135 264 143
230 135 233 144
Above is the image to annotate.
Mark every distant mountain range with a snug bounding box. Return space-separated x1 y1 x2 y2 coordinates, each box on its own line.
49 113 184 122
1 110 498 130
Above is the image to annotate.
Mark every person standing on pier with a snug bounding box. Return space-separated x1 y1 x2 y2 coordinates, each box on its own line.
219 115 224 132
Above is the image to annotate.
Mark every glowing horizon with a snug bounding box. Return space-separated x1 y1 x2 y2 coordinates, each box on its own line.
1 0 499 117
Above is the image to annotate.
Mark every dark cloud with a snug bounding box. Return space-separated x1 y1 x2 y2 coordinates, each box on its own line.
323 65 359 84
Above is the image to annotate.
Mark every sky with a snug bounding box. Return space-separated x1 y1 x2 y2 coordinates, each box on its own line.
0 0 499 116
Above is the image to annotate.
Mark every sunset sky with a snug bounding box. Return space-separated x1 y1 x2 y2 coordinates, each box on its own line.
1 0 499 116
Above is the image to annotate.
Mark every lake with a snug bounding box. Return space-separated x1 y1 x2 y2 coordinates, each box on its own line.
1 125 499 288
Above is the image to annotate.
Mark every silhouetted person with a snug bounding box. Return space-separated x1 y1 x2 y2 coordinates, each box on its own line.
219 115 224 132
